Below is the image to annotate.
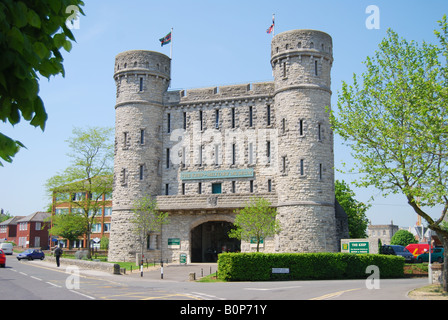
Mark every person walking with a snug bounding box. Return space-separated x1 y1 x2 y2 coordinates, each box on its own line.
54 245 63 267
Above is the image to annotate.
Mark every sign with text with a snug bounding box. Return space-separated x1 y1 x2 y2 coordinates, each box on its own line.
348 241 370 254
180 168 254 181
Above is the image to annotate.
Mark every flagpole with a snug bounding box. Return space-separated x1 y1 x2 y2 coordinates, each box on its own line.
170 28 173 59
272 14 275 36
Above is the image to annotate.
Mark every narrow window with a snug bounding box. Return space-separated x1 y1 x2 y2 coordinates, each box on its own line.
315 60 318 76
299 119 304 136
182 146 186 168
215 145 220 165
300 159 305 176
139 165 144 180
250 180 254 193
319 163 323 180
183 112 187 130
318 123 322 141
199 110 203 131
267 105 271 126
249 142 253 165
268 179 272 192
123 132 128 147
165 184 169 195
166 148 170 168
199 145 203 166
121 168 127 184
167 113 171 133
139 77 143 91
282 118 286 133
198 182 202 194
249 106 253 127
231 181 236 193
231 107 235 128
232 143 236 165
266 141 271 163
182 183 185 195
215 109 219 129
282 156 286 173
140 129 145 145
283 62 287 77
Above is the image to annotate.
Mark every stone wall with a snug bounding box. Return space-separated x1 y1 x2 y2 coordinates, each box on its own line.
108 30 346 262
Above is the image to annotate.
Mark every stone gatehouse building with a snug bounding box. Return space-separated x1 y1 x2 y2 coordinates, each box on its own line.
108 29 349 263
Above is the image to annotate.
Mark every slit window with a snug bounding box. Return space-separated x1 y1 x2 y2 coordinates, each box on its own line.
166 148 170 168
231 107 236 128
167 113 171 133
249 106 253 127
139 77 143 91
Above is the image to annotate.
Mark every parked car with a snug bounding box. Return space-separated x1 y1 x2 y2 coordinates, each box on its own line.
0 242 13 255
416 247 444 263
406 243 430 258
17 249 45 261
381 245 415 263
0 249 5 267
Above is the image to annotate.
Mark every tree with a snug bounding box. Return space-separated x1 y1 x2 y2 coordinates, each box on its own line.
46 126 113 258
390 230 418 247
48 212 86 248
0 0 85 165
335 180 370 238
131 195 169 264
330 16 448 291
228 197 281 252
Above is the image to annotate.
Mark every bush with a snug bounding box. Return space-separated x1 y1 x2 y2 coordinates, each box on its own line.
390 230 418 247
217 252 404 281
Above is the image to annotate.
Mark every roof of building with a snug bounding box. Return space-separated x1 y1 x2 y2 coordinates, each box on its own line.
0 216 26 226
16 212 51 223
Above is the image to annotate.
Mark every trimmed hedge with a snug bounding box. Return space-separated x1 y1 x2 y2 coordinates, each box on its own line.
217 252 404 281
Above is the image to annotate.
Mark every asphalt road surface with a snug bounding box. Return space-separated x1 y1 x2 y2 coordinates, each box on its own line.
0 254 428 302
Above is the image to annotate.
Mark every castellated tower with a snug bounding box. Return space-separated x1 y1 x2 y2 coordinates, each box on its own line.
271 30 338 252
108 50 171 262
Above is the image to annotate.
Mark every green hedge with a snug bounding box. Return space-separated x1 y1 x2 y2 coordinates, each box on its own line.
217 252 404 281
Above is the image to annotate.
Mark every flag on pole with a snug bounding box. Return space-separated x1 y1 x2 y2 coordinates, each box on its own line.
159 31 172 47
266 14 275 34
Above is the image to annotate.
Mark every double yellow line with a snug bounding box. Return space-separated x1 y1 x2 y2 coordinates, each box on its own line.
309 288 361 300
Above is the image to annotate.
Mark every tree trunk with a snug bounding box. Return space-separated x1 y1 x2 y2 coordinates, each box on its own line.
436 232 448 292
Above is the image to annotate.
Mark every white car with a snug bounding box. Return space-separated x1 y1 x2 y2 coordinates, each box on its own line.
0 243 13 255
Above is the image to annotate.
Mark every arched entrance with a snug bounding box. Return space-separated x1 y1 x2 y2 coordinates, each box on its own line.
190 221 240 262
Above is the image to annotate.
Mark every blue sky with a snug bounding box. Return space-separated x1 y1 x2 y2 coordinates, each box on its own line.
0 0 446 229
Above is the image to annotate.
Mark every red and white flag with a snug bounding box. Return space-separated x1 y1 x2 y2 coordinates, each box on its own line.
266 14 275 34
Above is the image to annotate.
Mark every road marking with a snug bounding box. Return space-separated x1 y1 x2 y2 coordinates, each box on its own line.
309 288 361 300
46 281 62 288
190 292 225 300
19 272 27 276
30 276 42 281
244 285 303 291
69 290 95 300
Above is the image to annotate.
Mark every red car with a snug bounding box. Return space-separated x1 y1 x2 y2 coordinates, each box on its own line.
0 249 5 268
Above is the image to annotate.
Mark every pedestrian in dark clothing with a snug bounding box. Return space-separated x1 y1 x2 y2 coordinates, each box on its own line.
54 246 63 267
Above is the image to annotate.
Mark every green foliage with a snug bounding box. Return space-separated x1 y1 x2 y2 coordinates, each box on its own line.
48 212 87 245
330 15 448 242
131 195 170 248
46 126 113 257
228 197 281 252
0 0 85 165
390 230 418 247
217 252 405 281
335 180 370 238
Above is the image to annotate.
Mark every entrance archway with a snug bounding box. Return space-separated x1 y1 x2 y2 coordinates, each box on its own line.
190 221 240 262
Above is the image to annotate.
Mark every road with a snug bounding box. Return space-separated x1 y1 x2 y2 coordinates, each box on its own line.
0 255 428 302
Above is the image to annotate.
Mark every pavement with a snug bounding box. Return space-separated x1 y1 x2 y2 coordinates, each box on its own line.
32 258 218 282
